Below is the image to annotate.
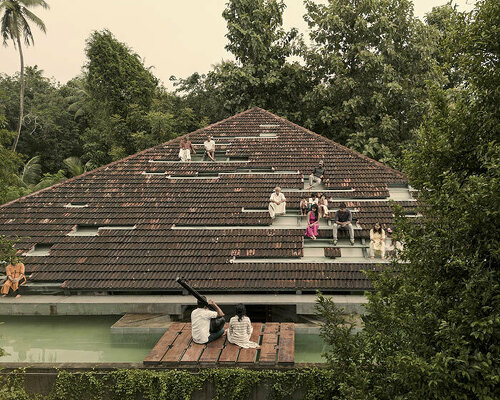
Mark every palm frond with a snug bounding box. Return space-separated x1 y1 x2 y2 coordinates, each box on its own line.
19 0 50 10
63 156 85 177
22 7 46 33
0 0 47 46
21 155 41 186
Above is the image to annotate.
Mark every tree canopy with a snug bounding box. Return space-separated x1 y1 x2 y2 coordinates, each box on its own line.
316 1 500 398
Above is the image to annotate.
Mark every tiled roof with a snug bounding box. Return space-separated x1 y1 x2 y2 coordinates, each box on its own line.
0 108 411 292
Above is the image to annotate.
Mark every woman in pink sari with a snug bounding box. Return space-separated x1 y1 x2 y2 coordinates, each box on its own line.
305 204 320 240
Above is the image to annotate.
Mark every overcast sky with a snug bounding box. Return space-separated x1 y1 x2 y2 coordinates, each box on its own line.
0 0 477 87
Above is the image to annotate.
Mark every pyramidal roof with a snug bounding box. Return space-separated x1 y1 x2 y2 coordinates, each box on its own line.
0 108 413 293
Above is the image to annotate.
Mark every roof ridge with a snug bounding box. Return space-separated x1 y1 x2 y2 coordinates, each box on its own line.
253 107 404 179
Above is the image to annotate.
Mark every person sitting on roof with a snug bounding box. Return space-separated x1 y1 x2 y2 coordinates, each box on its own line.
369 222 386 260
191 297 225 344
332 202 355 246
305 204 320 240
227 303 259 348
308 193 319 212
307 160 325 189
203 134 216 161
299 198 308 216
268 187 286 219
1 258 26 298
318 194 329 217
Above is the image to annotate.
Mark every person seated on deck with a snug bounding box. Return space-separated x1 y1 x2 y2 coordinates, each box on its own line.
227 303 259 348
184 139 196 161
268 187 286 219
191 297 225 344
307 160 325 189
369 222 386 260
1 258 26 298
203 134 216 161
307 193 318 212
332 202 355 246
318 194 329 217
305 204 320 240
299 198 308 216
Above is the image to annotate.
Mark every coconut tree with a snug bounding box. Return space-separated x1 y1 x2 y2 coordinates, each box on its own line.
0 0 49 152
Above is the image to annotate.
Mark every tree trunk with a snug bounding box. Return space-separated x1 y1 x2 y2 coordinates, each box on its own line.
12 36 25 152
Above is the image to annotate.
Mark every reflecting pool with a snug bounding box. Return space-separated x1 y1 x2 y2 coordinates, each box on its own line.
0 316 161 363
0 316 326 363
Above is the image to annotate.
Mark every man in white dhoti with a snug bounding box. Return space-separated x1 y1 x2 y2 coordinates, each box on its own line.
268 186 286 219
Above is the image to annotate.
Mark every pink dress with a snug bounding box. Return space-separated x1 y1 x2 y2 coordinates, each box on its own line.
305 212 319 238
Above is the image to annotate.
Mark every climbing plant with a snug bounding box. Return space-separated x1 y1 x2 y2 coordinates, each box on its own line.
0 368 339 400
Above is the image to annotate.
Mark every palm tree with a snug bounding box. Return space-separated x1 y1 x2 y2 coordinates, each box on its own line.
0 0 49 152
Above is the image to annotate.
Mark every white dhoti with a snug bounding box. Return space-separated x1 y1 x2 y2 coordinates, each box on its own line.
179 148 191 162
269 192 286 218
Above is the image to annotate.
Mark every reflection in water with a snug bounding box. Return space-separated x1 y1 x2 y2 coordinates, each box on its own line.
0 316 162 363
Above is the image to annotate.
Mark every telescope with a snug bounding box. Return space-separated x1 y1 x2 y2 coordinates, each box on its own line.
176 277 217 312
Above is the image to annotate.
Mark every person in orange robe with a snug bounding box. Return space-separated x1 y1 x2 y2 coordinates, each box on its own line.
1 260 26 298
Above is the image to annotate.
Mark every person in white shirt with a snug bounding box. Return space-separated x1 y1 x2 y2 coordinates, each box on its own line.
191 297 225 344
318 194 329 217
268 186 286 219
227 304 259 348
203 135 216 161
307 193 319 212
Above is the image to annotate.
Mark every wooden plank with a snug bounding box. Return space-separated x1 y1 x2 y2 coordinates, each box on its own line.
278 323 295 365
237 323 262 364
161 324 192 364
199 337 225 363
143 322 185 365
258 323 280 364
180 341 206 364
219 341 240 364
263 322 280 335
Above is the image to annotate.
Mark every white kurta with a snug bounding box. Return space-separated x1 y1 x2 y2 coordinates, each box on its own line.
226 316 259 348
269 192 286 218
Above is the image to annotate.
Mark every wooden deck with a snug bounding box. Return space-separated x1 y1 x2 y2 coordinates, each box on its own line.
143 322 294 366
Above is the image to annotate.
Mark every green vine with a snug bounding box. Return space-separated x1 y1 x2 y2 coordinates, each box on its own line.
0 368 339 400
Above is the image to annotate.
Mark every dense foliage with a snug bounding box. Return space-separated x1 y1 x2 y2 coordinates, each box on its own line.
316 0 499 398
0 368 337 400
0 0 468 203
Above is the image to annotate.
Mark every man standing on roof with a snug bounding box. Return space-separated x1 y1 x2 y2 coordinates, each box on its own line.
191 297 225 344
184 139 196 161
308 160 325 189
269 186 286 219
332 202 355 246
203 135 216 161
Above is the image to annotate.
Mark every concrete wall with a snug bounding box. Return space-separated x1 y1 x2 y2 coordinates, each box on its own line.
0 294 367 316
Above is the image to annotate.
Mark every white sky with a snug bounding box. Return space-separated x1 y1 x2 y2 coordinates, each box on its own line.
0 0 477 87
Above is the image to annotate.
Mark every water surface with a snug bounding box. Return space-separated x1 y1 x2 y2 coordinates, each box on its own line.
0 316 326 363
0 315 161 363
